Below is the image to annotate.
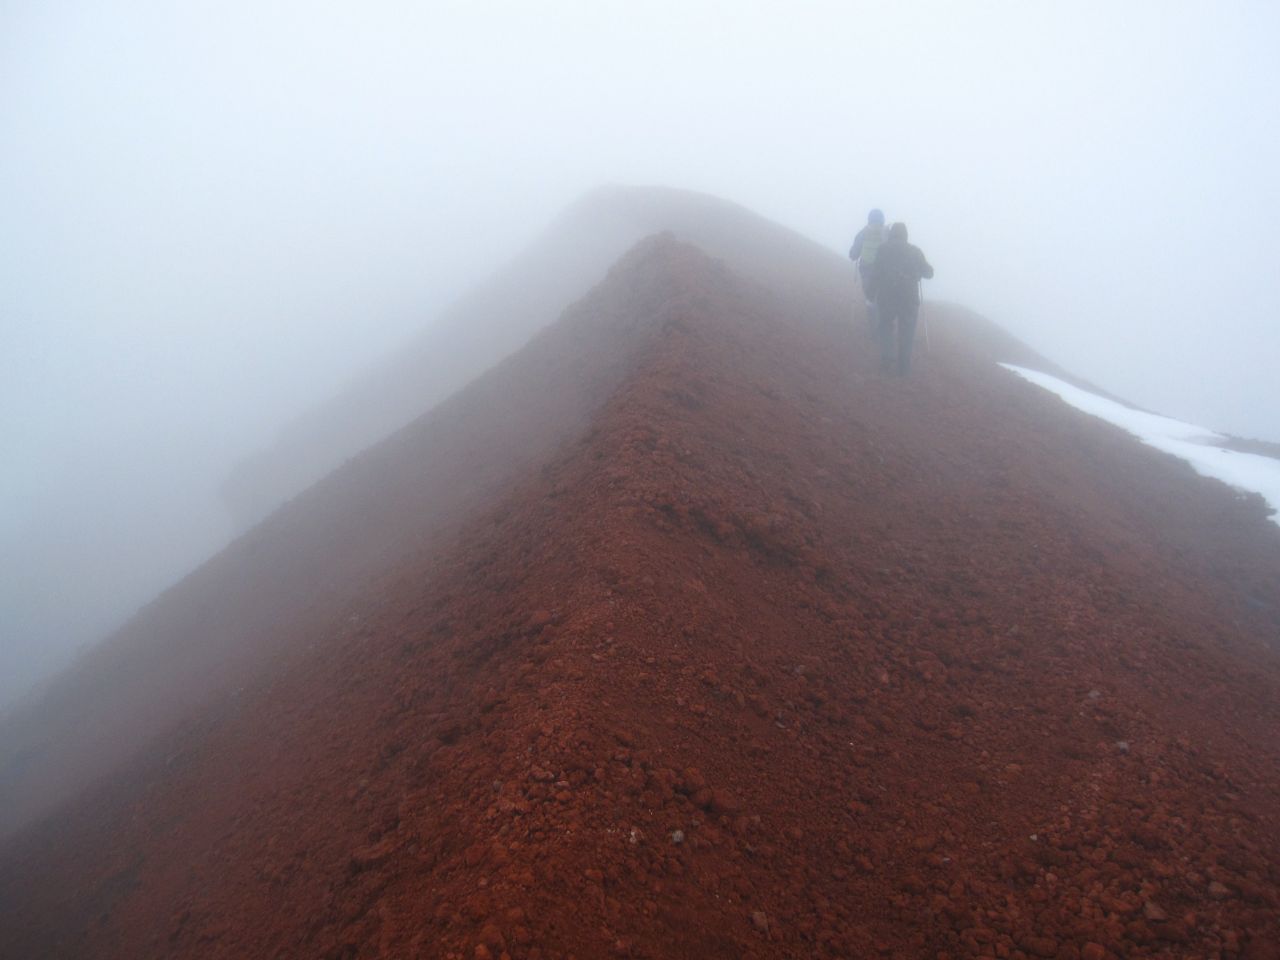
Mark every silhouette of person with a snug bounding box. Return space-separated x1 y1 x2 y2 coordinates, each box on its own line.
849 209 887 329
871 222 933 375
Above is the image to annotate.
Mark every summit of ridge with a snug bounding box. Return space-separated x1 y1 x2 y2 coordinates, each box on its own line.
219 186 863 529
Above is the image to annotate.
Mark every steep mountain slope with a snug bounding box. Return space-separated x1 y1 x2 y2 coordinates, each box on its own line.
0 189 887 842
4 230 1279 959
220 185 870 529
0 235 697 839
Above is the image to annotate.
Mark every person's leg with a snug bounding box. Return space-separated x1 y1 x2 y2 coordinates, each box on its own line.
860 268 878 330
877 301 898 371
897 304 919 375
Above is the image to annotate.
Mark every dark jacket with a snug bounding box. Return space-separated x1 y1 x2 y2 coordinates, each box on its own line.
872 238 933 307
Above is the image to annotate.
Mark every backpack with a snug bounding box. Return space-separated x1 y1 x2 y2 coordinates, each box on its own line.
857 224 885 270
874 243 919 302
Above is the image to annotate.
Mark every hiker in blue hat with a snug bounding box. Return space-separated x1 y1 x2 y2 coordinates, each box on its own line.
849 209 887 329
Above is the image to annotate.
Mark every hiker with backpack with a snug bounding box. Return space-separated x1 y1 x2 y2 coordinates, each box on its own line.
871 222 934 376
849 209 887 328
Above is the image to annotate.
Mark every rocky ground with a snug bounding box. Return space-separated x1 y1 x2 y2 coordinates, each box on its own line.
2 237 1277 959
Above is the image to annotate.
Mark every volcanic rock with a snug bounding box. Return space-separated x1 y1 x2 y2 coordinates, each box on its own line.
2 197 1279 959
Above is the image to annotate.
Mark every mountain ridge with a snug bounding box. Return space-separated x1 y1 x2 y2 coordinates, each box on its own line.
3 219 1279 957
0 231 704 839
219 185 856 529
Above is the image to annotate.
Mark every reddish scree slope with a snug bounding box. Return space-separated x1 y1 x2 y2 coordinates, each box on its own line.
3 236 1280 960
0 233 689 839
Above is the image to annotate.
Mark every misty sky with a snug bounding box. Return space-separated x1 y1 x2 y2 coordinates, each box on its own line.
3 0 1279 708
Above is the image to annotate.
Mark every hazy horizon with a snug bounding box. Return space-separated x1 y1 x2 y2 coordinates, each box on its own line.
4 0 1280 708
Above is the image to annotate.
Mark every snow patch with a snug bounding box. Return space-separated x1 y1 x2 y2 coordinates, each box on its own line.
1001 364 1280 526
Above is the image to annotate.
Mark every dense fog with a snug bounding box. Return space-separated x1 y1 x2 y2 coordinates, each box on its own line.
3 0 1279 708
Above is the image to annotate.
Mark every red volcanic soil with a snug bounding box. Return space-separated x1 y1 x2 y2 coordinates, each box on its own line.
3 235 1280 960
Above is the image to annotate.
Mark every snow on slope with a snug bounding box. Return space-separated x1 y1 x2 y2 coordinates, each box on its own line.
1003 363 1280 525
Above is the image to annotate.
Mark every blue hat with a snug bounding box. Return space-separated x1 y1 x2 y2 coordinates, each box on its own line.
868 209 885 225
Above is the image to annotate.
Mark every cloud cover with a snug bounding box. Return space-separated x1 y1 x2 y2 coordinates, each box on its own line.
3 0 1279 705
